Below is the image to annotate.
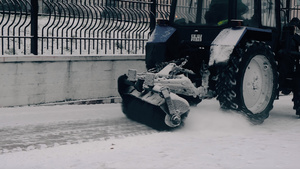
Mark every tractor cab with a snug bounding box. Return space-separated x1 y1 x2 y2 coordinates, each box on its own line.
146 0 278 70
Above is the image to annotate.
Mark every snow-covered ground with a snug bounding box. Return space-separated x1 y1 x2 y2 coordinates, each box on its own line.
0 95 300 169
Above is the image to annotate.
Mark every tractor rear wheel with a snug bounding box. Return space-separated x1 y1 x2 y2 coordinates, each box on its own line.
216 41 278 124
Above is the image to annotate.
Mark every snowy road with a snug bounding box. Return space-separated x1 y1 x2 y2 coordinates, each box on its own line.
1 95 300 169
0 104 156 154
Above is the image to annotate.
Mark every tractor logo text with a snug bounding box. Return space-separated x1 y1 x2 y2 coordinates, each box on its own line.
191 34 202 42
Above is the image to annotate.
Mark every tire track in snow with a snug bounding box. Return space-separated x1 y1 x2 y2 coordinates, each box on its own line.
0 117 157 154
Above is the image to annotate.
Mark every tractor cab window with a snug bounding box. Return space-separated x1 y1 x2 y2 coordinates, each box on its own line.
238 0 251 20
173 0 260 27
205 0 230 25
239 0 258 27
173 0 230 26
261 0 276 27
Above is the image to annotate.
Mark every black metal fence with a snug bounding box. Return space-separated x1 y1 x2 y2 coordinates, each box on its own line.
0 0 172 55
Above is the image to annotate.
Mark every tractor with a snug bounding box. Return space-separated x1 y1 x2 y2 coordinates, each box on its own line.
118 0 300 130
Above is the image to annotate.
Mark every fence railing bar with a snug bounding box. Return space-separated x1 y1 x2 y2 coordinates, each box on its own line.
31 0 38 55
0 35 33 38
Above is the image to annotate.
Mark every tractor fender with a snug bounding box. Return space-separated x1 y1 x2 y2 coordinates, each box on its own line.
148 25 176 43
146 25 176 69
209 27 272 66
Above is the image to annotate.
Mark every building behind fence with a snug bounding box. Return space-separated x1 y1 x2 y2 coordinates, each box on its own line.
0 0 172 56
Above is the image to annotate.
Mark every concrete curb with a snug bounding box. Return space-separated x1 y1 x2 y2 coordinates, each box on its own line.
39 97 122 106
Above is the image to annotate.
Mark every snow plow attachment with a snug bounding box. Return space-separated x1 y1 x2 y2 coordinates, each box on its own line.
118 72 190 130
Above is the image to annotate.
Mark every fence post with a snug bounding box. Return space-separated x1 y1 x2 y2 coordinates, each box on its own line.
31 0 38 55
150 0 156 34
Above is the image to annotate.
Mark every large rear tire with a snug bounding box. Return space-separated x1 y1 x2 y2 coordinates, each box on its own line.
216 41 278 124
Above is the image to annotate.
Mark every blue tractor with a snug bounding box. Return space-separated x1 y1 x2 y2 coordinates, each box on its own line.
118 0 300 130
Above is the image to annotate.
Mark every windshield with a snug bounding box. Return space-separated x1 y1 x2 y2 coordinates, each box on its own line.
174 0 230 26
173 0 251 26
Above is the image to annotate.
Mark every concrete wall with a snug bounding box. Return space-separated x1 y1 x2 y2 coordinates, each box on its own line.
0 55 146 107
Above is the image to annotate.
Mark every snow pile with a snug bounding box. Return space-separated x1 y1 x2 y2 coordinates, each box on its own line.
183 101 254 136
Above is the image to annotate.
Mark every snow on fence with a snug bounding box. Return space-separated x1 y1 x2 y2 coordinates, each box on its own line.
0 0 172 56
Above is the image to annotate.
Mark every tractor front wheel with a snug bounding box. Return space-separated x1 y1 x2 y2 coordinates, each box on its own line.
216 41 278 124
